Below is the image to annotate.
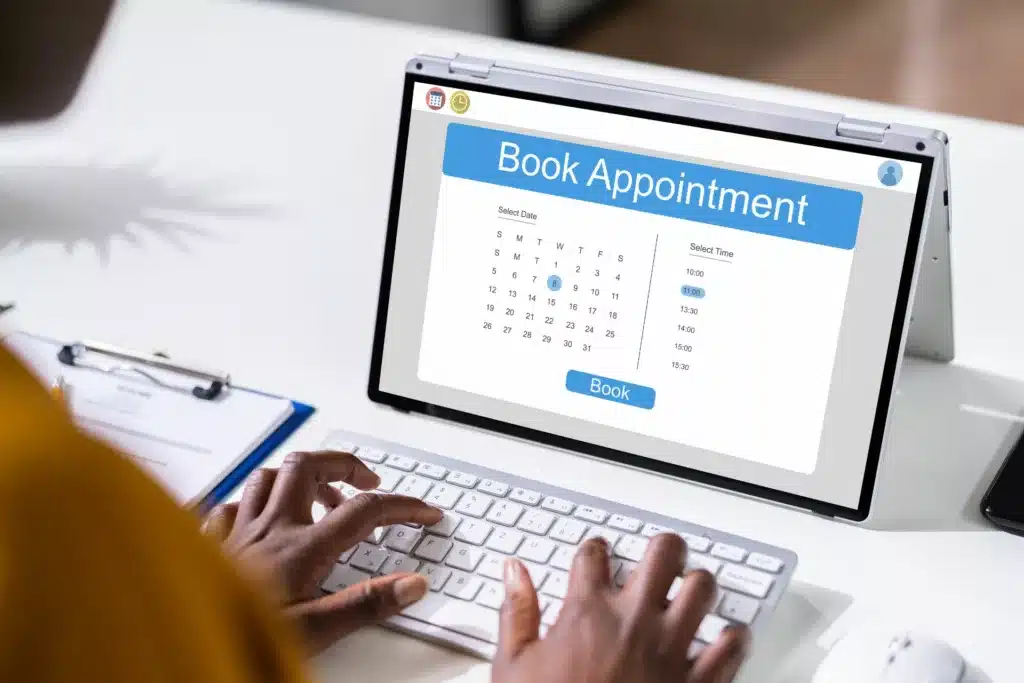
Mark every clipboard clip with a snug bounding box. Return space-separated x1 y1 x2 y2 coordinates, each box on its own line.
57 340 230 400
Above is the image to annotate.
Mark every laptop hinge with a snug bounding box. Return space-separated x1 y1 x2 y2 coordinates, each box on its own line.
448 54 495 78
836 117 890 142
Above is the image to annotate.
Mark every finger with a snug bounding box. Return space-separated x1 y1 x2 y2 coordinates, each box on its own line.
689 625 751 683
497 559 540 661
288 573 428 654
316 492 442 556
201 503 237 542
624 533 684 606
236 468 277 526
664 569 718 656
265 451 380 519
567 536 612 598
316 482 345 510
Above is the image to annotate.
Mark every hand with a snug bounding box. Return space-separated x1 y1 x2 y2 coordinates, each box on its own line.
495 535 750 683
201 450 443 653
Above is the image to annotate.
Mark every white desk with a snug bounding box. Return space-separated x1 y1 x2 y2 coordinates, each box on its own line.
1 0 1021 680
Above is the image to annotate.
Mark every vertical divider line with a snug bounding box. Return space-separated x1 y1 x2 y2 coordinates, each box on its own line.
636 235 659 370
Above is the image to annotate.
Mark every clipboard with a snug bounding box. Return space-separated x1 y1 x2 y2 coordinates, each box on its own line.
5 332 315 511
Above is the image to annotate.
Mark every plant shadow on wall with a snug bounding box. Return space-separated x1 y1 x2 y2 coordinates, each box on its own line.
0 161 277 263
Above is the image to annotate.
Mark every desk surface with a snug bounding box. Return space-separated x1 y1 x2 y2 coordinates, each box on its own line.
1 0 1021 680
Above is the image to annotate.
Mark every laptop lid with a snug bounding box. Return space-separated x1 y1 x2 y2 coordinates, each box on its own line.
369 55 945 522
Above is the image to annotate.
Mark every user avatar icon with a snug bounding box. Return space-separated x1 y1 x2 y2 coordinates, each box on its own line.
878 161 903 187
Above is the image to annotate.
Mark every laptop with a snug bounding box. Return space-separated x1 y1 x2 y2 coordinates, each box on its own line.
319 54 954 658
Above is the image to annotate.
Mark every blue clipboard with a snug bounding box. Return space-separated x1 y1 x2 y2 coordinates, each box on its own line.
37 336 316 513
200 398 316 512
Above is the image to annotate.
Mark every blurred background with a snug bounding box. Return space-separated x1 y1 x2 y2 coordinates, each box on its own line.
290 0 1024 125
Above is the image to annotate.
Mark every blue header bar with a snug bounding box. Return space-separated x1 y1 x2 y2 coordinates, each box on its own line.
442 123 863 250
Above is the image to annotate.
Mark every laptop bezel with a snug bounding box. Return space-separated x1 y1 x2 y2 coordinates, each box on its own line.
368 55 944 522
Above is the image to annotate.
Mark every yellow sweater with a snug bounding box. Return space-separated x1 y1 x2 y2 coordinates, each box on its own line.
0 343 309 682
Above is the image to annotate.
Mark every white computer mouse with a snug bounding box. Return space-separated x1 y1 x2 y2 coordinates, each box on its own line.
812 628 966 683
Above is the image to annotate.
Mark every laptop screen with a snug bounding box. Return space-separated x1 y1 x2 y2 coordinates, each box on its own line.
371 75 932 519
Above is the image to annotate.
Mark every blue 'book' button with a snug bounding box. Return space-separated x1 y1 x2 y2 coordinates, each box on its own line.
565 370 656 410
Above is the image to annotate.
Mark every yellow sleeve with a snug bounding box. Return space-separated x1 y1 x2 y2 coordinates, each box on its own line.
0 344 311 683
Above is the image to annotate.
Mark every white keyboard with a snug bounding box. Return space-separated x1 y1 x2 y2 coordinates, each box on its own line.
319 431 797 659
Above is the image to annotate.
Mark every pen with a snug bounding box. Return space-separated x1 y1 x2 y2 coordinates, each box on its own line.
51 375 71 407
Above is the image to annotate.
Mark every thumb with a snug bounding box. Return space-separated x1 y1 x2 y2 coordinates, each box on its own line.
497 558 541 661
288 573 428 654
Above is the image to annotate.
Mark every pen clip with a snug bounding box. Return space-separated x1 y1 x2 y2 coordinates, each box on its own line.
57 341 230 400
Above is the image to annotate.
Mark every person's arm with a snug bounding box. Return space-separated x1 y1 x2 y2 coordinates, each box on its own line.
0 346 311 683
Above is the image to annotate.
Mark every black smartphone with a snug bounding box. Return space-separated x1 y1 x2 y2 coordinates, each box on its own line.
982 426 1024 535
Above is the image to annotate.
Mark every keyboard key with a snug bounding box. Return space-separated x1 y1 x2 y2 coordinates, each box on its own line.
541 598 563 626
607 514 642 533
424 483 462 509
401 591 499 643
455 493 494 518
478 479 510 497
718 564 774 599
540 570 569 599
386 454 418 471
486 501 525 526
696 614 730 644
414 536 453 563
374 468 403 493
486 528 524 554
641 523 672 538
681 533 712 553
666 576 683 600
719 591 760 625
323 435 357 452
445 542 486 572
584 527 621 547
339 547 357 563
574 505 608 524
454 519 493 546
417 563 452 592
687 641 706 660
711 543 747 562
537 595 554 614
478 553 505 580
614 561 637 587
521 561 549 588
518 509 556 535
550 544 576 571
396 475 433 500
686 553 723 576
356 447 386 463
541 496 575 514
383 525 422 554
427 512 462 538
380 552 420 576
323 564 370 592
518 537 556 563
416 462 448 479
509 487 542 505
549 518 588 545
444 572 483 601
613 535 649 562
365 527 389 545
746 553 784 573
350 542 389 573
476 580 505 609
447 471 479 488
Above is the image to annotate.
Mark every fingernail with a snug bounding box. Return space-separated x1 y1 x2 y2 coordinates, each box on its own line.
504 558 525 588
394 575 428 607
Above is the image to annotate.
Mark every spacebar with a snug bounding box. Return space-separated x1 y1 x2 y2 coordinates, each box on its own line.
401 592 500 644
